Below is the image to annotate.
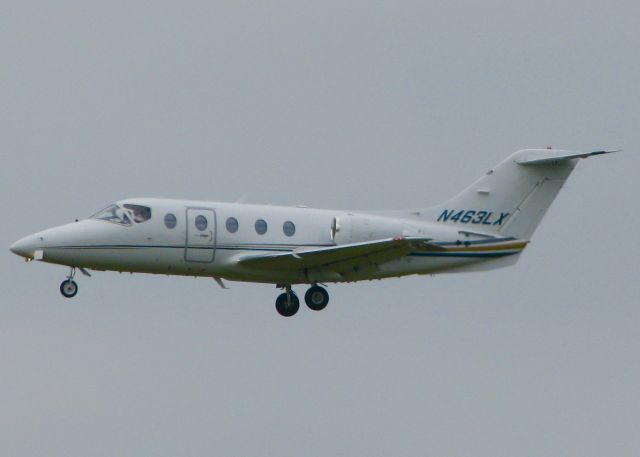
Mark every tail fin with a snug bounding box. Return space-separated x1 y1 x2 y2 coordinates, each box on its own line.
420 148 619 240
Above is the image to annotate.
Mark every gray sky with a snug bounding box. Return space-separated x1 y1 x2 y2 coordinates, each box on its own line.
1 1 639 456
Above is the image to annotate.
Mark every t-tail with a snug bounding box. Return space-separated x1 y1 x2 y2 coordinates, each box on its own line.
421 148 620 240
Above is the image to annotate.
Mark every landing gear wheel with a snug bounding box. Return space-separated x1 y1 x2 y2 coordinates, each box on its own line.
305 285 329 311
60 279 78 298
275 292 300 317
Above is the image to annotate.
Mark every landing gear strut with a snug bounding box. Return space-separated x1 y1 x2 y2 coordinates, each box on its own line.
60 267 78 298
275 286 299 317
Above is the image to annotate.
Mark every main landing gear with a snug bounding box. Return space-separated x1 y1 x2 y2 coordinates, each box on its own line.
60 267 78 298
275 286 300 317
275 285 330 317
305 285 329 311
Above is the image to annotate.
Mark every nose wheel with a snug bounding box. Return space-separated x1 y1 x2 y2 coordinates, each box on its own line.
60 279 78 298
60 267 79 298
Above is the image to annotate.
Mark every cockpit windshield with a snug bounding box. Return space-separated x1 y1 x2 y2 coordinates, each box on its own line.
91 203 151 226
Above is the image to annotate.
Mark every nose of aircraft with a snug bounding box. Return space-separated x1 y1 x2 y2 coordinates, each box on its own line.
10 234 40 259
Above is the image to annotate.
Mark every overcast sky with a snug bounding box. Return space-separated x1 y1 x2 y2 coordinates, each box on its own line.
1 1 639 456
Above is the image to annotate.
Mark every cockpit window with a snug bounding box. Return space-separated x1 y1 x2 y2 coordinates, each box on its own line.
123 204 152 223
91 203 152 226
91 204 132 226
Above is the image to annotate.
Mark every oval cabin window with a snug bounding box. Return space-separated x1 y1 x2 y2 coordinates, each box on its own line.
226 217 239 233
255 219 267 235
195 215 208 231
283 221 295 237
164 213 177 229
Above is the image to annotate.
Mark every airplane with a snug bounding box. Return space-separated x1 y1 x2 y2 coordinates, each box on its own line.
10 147 618 317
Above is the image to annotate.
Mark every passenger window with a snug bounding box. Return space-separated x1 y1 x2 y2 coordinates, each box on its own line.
226 217 239 233
283 221 295 237
255 219 267 235
164 213 177 229
195 215 208 231
123 204 152 223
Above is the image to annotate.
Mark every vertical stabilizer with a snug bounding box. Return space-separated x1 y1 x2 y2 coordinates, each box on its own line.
419 149 617 240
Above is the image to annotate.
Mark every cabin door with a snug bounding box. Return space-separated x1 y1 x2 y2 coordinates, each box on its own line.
185 208 216 262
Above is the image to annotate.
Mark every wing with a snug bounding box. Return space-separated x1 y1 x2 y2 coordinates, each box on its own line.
236 236 438 272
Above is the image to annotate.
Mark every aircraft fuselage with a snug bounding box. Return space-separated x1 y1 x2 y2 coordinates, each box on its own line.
11 198 525 285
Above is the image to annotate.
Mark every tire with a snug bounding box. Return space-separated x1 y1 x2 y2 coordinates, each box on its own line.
275 292 300 317
60 280 78 298
304 286 329 311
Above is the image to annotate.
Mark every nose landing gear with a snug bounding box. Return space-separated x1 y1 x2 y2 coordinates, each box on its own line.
60 267 78 298
274 285 330 317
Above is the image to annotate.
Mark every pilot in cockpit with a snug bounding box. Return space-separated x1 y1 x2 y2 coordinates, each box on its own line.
129 206 146 223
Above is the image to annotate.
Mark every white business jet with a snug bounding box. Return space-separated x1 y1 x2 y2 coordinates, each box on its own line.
10 148 618 316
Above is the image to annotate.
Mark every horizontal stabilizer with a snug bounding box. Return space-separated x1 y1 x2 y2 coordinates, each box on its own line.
516 149 621 166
